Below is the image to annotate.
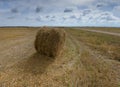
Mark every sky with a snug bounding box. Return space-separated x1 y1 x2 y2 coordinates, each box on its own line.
0 0 120 27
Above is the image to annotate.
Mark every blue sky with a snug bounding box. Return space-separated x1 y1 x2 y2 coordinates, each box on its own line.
0 0 120 27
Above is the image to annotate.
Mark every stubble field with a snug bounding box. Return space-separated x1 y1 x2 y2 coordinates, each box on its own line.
0 27 119 87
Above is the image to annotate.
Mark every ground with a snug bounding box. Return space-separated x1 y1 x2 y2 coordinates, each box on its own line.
0 27 119 87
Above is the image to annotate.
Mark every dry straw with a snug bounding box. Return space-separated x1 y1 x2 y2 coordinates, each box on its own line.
35 27 66 57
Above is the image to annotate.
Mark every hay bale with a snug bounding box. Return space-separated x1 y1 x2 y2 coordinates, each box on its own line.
35 27 66 57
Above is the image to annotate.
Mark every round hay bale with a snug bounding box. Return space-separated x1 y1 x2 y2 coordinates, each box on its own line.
35 27 66 57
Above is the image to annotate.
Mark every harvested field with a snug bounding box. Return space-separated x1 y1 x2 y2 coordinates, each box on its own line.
67 28 120 61
0 27 119 87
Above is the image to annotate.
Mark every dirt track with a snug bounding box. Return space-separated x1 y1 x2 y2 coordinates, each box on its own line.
0 28 119 87
79 28 120 36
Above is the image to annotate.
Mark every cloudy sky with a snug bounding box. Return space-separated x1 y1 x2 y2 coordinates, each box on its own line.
0 0 120 27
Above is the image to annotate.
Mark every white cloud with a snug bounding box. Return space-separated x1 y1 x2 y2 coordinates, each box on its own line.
113 6 120 18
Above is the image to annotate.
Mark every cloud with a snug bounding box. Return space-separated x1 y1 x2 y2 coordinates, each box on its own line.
7 16 15 19
96 4 103 8
82 9 91 16
65 0 95 5
99 13 118 22
99 0 120 5
64 8 73 13
35 6 43 13
85 10 120 23
69 15 76 19
11 8 18 13
62 17 66 20
0 9 9 13
96 3 108 8
36 17 41 21
46 15 49 18
113 6 120 18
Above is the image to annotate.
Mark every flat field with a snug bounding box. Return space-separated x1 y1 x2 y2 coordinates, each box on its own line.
0 27 119 87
